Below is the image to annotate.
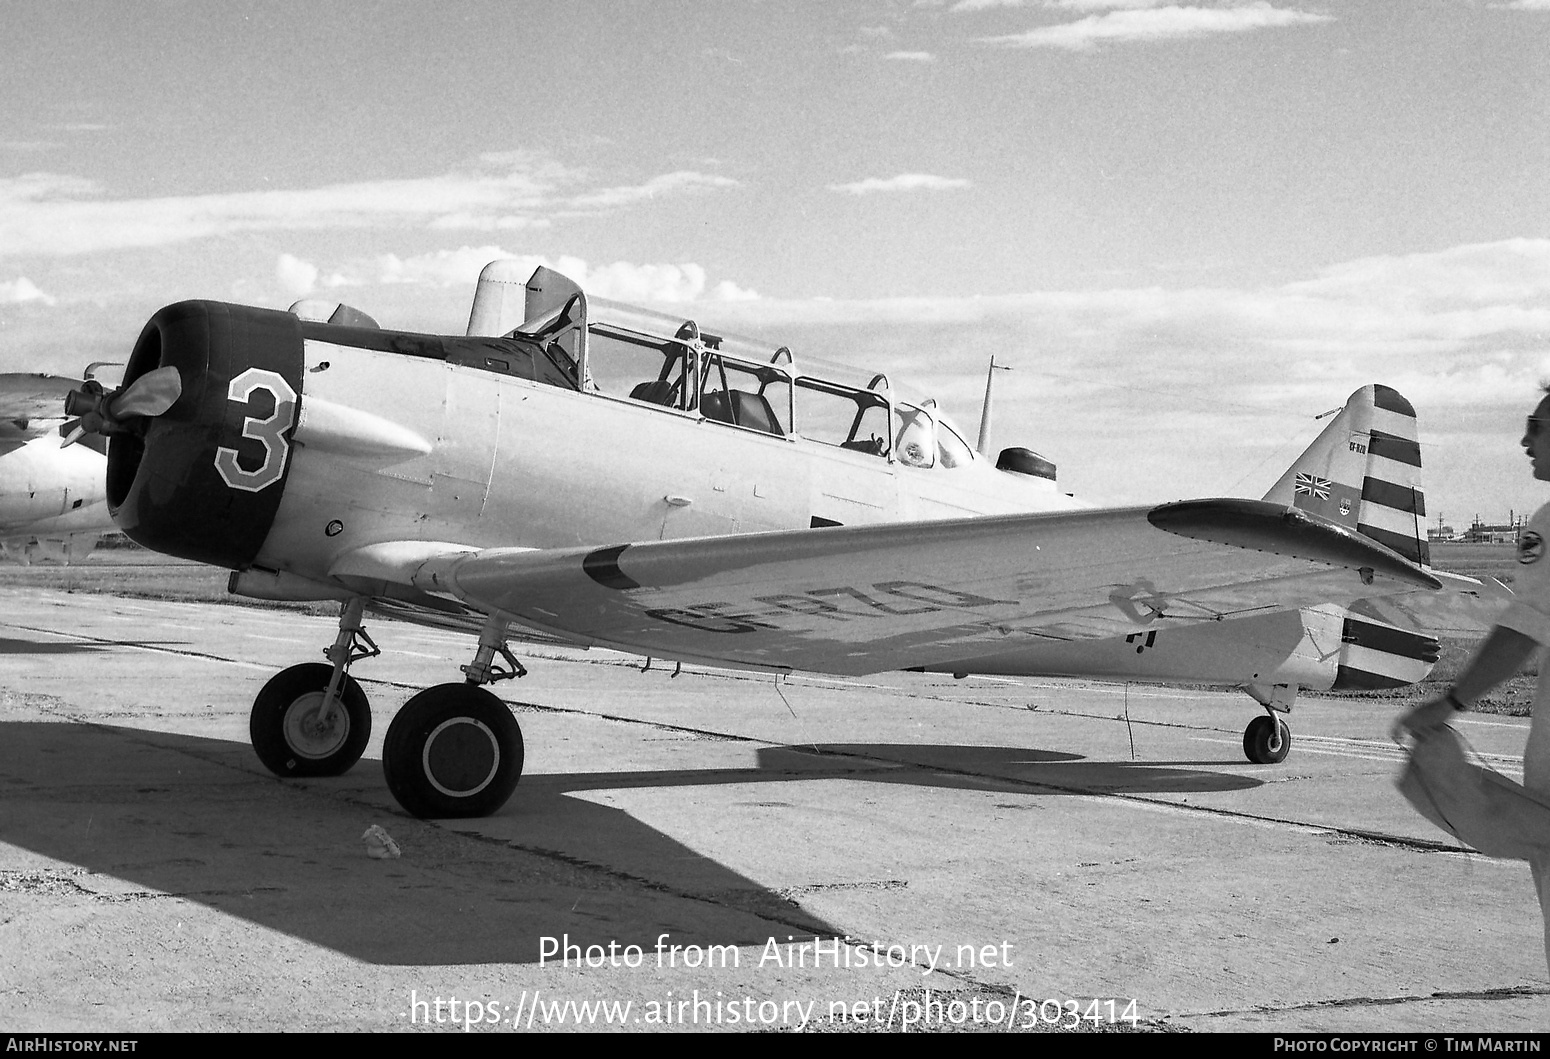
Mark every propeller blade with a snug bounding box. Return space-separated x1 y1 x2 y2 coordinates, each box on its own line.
58 421 87 448
108 366 181 419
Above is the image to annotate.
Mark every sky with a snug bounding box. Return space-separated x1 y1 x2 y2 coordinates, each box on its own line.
2 0 1547 530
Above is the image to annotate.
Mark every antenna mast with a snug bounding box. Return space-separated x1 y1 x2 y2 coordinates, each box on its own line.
976 356 1013 457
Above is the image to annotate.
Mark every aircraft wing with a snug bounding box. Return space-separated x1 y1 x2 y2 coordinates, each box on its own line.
0 373 80 451
410 499 1444 675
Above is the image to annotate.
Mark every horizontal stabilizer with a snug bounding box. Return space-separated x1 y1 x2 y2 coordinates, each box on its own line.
1331 602 1441 690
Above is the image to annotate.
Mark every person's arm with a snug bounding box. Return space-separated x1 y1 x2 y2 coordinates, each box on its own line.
1399 504 1550 735
1398 625 1541 733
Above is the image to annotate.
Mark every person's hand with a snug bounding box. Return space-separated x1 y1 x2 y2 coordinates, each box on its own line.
1395 693 1459 739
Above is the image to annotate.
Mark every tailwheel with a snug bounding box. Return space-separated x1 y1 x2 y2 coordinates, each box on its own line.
1243 714 1291 765
382 683 524 818
251 662 371 777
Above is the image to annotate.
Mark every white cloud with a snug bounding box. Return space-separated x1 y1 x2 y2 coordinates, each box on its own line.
568 171 740 210
1285 239 1550 310
703 238 1550 409
1497 0 1550 9
1045 0 1172 9
0 276 53 305
369 247 542 288
981 3 1333 50
950 0 1037 10
527 258 760 304
426 212 552 233
0 158 739 259
584 262 714 303
828 173 973 194
709 279 760 302
275 253 319 296
670 241 1548 513
953 0 1165 9
884 50 939 61
295 247 760 305
0 166 554 257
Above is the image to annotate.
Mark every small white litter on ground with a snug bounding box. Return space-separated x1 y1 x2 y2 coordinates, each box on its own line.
361 824 401 859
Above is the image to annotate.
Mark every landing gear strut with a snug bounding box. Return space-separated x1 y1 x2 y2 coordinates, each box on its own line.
1242 683 1294 765
250 597 378 777
249 604 527 817
383 615 526 818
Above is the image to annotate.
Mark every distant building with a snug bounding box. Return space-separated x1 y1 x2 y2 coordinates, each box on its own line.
1460 516 1525 545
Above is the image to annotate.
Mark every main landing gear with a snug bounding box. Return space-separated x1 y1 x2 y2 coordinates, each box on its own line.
1241 683 1294 765
383 616 526 818
248 603 527 818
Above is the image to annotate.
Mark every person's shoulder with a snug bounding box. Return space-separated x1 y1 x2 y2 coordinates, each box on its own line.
1518 505 1550 566
1526 502 1550 533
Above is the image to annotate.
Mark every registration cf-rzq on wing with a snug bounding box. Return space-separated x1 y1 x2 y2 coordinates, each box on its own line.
61 261 1487 818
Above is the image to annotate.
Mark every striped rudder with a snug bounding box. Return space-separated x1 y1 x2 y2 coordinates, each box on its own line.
1264 384 1428 565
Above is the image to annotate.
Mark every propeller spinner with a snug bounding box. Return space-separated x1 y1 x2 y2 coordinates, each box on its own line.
59 365 182 447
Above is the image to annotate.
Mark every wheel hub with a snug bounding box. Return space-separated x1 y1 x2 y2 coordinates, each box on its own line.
282 692 350 759
423 718 500 797
1266 723 1284 753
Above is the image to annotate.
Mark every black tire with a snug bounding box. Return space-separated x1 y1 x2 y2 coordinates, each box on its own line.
251 663 371 777
1243 714 1291 765
382 683 524 818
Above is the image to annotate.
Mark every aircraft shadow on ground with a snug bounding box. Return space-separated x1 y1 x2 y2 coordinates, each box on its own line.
0 721 1258 966
0 637 190 655
538 742 1263 800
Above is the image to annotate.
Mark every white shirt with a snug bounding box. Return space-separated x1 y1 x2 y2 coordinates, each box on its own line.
1494 501 1550 792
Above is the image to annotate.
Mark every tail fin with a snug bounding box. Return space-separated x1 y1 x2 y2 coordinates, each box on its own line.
1263 384 1428 565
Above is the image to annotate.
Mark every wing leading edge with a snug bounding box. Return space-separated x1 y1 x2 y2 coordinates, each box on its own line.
409 499 1440 676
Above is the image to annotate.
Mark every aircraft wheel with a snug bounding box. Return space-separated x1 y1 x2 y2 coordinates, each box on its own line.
250 663 371 777
1243 715 1291 765
383 683 524 818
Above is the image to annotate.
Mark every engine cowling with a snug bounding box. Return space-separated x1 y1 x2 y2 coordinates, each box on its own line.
108 300 305 569
102 298 568 574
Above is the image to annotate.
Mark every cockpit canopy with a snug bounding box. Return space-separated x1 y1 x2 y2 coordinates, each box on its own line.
478 264 978 472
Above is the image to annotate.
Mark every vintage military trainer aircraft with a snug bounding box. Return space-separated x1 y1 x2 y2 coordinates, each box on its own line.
0 365 120 563
60 260 1489 819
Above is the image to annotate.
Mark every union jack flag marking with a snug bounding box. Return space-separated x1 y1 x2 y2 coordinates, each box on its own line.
1294 472 1332 500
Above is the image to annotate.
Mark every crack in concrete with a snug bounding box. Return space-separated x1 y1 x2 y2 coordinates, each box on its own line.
0 869 96 898
454 832 832 937
1183 983 1550 1020
88 885 288 904
0 868 285 904
779 880 910 897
